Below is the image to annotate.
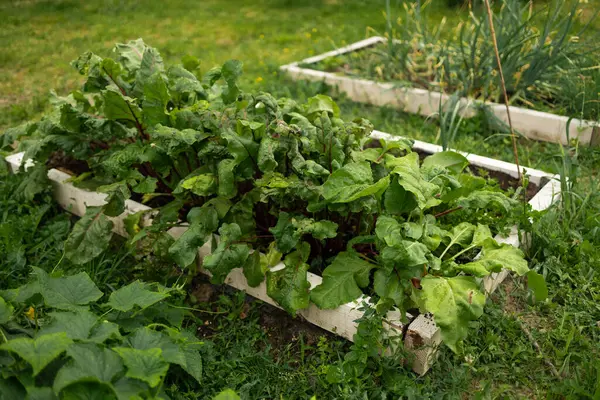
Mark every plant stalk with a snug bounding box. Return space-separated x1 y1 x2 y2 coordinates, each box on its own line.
483 0 521 181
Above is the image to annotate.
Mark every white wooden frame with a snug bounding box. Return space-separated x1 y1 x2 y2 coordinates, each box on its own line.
281 37 599 146
5 131 560 375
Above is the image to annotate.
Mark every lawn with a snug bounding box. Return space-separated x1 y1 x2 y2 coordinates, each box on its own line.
1 0 599 398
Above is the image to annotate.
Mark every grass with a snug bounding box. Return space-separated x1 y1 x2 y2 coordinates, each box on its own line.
2 0 600 398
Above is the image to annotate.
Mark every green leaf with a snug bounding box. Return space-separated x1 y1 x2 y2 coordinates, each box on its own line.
375 215 403 247
24 386 56 400
102 90 142 123
0 378 26 400
141 73 170 127
384 176 417 215
418 276 485 352
58 382 115 400
15 164 50 202
88 321 122 344
527 271 548 302
380 240 429 267
112 377 147 400
293 218 338 240
258 136 278 173
41 310 98 340
181 173 217 196
270 213 338 253
388 152 441 210
126 327 202 384
213 389 241 400
65 206 113 265
202 223 249 283
222 130 259 167
221 60 242 104
114 39 145 72
0 332 73 376
311 252 374 309
422 151 469 174
180 349 203 384
217 159 237 199
243 252 265 288
373 269 406 307
0 296 13 324
34 268 103 310
107 281 170 312
458 241 528 277
442 222 476 254
322 162 389 203
150 125 210 157
113 347 168 388
169 206 218 268
456 190 517 213
53 343 124 393
266 242 311 315
132 177 157 194
269 212 296 253
306 94 340 117
98 182 130 217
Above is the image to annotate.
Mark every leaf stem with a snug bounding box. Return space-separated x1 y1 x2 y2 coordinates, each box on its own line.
434 206 463 219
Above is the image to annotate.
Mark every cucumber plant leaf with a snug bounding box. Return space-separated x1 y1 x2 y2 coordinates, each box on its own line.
53 343 124 394
0 332 73 376
34 268 103 310
113 347 169 388
107 281 170 312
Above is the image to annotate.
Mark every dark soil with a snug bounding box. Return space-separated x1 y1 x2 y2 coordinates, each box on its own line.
191 275 335 351
46 151 90 175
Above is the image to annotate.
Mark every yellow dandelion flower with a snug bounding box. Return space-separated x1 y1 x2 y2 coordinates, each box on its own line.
25 306 35 321
259 34 265 39
305 32 311 39
255 76 263 83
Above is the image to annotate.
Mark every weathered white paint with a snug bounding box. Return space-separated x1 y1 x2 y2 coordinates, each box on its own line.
282 36 599 146
5 130 560 374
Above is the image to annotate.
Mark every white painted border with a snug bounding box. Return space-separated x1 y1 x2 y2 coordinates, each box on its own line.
281 37 599 146
4 132 560 375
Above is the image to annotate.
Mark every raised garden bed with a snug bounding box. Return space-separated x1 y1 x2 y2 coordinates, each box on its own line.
281 36 599 146
6 130 560 375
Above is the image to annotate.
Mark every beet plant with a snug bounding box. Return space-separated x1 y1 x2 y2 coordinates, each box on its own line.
3 39 533 351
